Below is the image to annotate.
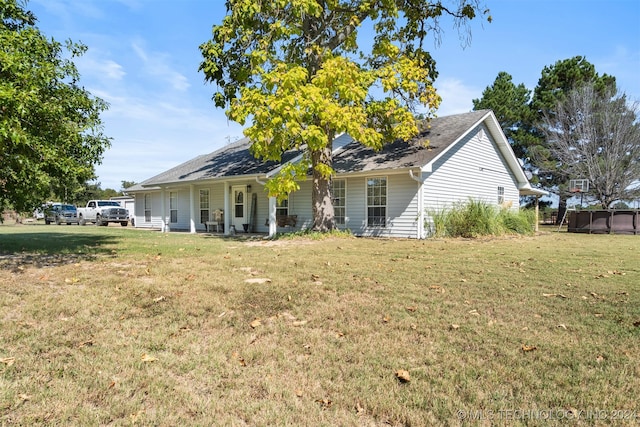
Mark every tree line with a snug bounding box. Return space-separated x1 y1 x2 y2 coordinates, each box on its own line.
472 57 639 214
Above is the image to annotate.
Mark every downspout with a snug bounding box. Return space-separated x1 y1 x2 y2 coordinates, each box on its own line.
535 195 540 232
409 169 427 239
189 184 196 233
160 187 167 233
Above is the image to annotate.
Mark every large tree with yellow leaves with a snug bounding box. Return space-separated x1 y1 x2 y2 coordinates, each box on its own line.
200 0 489 231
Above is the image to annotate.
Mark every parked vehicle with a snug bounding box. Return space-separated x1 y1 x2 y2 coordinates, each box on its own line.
44 203 79 225
77 200 129 226
33 206 45 220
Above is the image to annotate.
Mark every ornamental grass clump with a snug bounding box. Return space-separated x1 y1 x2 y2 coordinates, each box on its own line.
428 199 535 238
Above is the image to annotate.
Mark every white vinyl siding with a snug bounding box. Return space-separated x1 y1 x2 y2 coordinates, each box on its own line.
336 174 419 238
422 124 519 231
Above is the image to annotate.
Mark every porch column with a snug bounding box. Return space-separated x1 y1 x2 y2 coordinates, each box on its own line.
160 188 167 233
223 181 230 235
189 184 196 233
268 196 277 237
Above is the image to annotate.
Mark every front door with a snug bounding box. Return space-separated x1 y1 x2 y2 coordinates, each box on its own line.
232 186 247 231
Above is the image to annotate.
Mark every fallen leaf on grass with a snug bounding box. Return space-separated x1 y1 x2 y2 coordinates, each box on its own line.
557 324 567 330
316 398 332 409
19 394 31 401
542 293 568 298
244 278 272 284
130 410 145 424
232 352 247 367
140 354 158 363
382 315 391 323
153 296 166 303
596 355 604 363
406 306 417 312
295 389 304 397
395 369 411 383
468 309 479 316
450 324 460 330
521 344 537 352
250 319 262 328
1 357 15 367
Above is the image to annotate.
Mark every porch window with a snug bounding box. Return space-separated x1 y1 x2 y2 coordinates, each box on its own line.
170 191 178 223
144 194 151 222
276 196 289 217
498 186 505 205
199 189 210 224
332 179 346 225
367 177 387 227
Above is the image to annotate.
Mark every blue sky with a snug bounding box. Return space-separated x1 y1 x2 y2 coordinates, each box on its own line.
27 0 640 191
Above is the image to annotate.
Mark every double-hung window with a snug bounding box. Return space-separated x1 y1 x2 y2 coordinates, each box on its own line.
276 196 289 217
169 192 178 223
332 179 346 225
367 177 387 227
497 186 505 205
144 194 151 222
199 189 210 224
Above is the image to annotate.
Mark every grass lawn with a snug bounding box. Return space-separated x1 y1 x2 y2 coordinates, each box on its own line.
1 223 639 426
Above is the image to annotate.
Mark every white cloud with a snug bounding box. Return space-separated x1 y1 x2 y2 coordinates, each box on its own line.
131 39 191 92
76 55 126 81
434 78 480 116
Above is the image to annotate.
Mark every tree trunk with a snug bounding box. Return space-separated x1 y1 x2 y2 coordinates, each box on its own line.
311 146 336 232
556 198 566 225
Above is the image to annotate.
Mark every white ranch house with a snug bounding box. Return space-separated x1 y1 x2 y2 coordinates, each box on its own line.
125 110 547 238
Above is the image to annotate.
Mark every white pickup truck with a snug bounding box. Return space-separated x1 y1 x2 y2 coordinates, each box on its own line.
77 200 129 226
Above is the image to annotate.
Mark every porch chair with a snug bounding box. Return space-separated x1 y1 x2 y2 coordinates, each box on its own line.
207 209 224 232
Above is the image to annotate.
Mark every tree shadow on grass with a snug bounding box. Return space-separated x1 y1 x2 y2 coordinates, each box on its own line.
0 231 119 271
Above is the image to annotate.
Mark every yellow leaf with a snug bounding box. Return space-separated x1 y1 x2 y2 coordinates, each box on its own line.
250 319 262 328
521 344 537 352
395 369 411 383
140 353 158 362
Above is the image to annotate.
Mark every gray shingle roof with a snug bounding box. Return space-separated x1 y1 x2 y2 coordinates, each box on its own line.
128 110 491 190
333 110 490 173
131 137 304 188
